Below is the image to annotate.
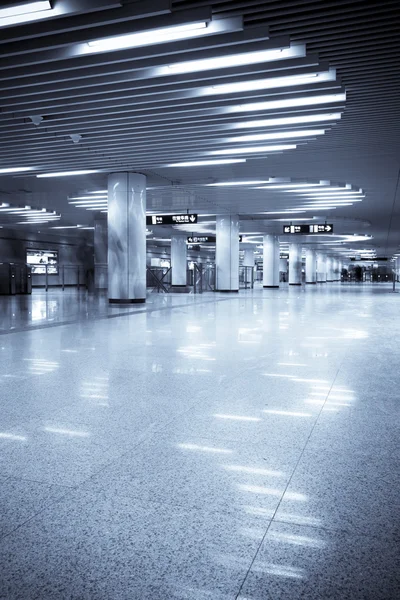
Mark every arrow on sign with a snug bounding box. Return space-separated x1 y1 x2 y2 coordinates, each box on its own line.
325 225 332 232
189 215 196 222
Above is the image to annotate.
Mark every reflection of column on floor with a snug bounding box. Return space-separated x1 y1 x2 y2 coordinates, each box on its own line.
289 243 302 285
216 215 239 292
108 172 146 303
317 253 327 283
171 235 188 291
263 235 280 288
305 248 317 284
94 217 108 290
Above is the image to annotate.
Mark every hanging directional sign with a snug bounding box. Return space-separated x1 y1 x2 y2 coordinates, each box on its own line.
147 214 198 226
351 257 387 262
187 236 216 244
187 235 243 244
283 224 333 234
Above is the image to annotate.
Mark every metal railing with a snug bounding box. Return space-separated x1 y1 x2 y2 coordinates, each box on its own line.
31 265 88 291
146 267 171 293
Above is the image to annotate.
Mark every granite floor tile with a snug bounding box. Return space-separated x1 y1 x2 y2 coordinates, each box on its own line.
0 488 269 600
238 521 400 600
82 433 302 518
274 446 400 540
0 476 67 539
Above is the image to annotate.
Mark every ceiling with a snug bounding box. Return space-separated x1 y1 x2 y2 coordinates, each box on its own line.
0 0 399 257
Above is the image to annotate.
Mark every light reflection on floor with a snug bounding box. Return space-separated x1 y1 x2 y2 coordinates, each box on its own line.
0 283 399 599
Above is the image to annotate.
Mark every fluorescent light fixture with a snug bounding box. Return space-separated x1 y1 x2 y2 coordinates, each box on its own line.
301 199 362 204
225 129 325 143
163 159 246 167
206 180 270 186
86 21 208 53
203 69 336 96
286 187 358 193
162 44 305 75
255 183 324 189
37 170 100 178
0 1 52 27
262 211 307 215
227 92 346 114
304 202 353 207
69 196 107 201
0 1 50 18
88 190 107 194
210 144 296 155
270 217 313 221
297 206 337 210
233 113 342 129
0 167 35 174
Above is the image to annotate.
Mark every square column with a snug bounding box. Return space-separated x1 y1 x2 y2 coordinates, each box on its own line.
108 172 146 303
216 215 239 292
263 235 280 288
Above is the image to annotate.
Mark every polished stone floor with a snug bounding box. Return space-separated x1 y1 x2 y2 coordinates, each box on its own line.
0 284 399 599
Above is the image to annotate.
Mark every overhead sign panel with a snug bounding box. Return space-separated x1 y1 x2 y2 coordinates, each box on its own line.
187 236 216 244
147 214 197 225
351 257 387 262
283 223 333 234
187 235 243 244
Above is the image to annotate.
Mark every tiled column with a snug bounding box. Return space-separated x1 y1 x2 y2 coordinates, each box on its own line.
108 172 146 303
216 215 239 292
263 235 280 288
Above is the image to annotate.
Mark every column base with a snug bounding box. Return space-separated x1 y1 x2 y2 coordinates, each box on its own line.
109 298 146 304
306 282 317 284
215 289 239 293
289 283 302 286
170 285 189 293
263 285 279 288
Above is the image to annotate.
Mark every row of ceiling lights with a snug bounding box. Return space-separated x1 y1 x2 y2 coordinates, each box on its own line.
0 6 345 173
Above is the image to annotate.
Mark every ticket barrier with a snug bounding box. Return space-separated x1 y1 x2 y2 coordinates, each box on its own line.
0 263 32 295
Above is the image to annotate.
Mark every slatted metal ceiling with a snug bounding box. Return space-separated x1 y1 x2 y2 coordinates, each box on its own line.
0 0 399 255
